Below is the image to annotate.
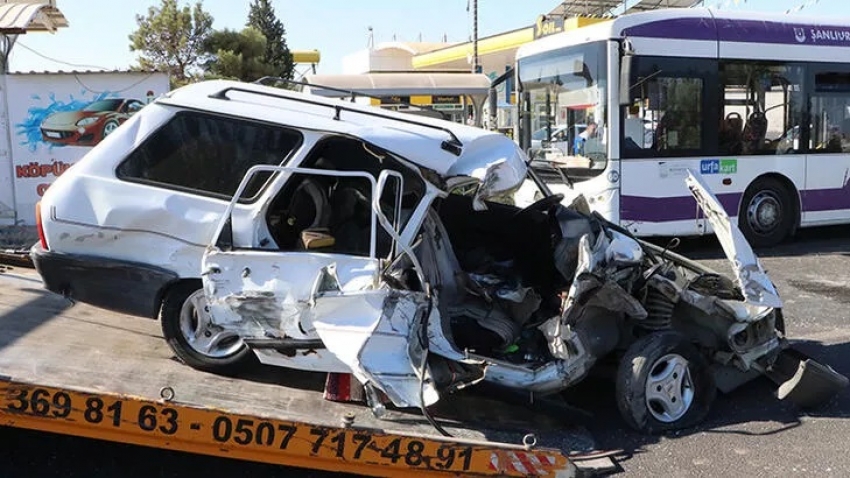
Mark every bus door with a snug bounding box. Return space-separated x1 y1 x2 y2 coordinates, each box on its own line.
804 67 850 225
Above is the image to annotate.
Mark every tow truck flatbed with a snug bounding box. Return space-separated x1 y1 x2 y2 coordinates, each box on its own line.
0 268 604 477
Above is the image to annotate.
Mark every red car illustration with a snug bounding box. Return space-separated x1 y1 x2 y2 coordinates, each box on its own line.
40 98 145 147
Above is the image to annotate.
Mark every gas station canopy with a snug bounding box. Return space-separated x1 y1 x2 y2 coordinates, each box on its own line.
303 73 492 98
0 1 68 34
547 0 704 17
412 1 703 73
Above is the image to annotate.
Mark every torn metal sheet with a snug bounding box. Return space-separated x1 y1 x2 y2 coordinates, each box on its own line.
445 134 529 210
686 171 783 309
203 251 379 340
311 290 440 409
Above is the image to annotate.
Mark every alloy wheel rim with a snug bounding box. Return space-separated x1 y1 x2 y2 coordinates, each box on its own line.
178 290 243 358
645 353 695 423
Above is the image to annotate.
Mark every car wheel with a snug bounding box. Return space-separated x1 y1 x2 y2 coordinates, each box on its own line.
739 177 796 248
102 119 120 138
160 282 254 375
616 331 716 434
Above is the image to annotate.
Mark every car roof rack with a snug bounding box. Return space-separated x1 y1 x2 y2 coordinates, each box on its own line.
207 77 464 156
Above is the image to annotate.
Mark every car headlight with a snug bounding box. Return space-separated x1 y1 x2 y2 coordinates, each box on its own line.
75 117 98 127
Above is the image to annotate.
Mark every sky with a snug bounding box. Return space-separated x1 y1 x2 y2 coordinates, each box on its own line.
7 0 848 75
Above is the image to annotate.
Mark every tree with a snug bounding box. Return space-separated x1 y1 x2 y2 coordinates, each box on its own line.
247 0 294 82
202 27 279 82
129 0 214 87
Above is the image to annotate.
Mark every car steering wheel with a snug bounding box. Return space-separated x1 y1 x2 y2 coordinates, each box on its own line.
515 193 565 217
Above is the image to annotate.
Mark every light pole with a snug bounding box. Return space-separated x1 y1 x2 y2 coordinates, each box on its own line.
472 0 480 74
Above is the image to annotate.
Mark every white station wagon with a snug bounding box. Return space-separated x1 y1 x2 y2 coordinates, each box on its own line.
31 79 526 375
31 79 845 434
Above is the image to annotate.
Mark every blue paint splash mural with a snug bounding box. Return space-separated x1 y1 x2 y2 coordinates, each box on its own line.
15 88 117 152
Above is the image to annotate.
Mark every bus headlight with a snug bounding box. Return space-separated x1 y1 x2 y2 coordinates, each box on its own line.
587 189 616 208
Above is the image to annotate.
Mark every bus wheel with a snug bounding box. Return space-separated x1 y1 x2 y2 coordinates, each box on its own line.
739 178 796 248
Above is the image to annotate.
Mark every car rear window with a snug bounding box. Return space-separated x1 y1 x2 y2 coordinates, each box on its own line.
116 111 302 200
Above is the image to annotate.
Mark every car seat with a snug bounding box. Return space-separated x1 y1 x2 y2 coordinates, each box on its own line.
742 111 768 154
268 176 332 251
329 181 374 256
720 112 744 155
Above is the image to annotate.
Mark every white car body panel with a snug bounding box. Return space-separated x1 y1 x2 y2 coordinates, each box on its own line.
686 171 783 310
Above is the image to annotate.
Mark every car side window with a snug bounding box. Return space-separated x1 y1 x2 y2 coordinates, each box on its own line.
126 101 144 114
552 129 566 142
264 136 425 256
116 112 302 200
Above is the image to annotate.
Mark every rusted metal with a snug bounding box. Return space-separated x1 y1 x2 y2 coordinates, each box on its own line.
0 250 33 268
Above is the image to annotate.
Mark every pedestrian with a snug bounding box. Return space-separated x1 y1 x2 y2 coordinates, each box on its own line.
573 122 597 155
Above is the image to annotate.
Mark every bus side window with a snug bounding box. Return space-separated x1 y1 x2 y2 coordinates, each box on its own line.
810 72 850 154
620 56 716 159
650 78 703 153
720 61 805 156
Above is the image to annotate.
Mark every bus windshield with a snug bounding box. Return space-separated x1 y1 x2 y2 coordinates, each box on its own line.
519 41 608 184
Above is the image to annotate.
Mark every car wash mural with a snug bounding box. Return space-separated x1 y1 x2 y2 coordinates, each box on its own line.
1 71 169 225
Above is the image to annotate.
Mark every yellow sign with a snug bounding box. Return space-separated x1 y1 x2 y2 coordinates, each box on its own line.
535 15 564 38
0 379 572 477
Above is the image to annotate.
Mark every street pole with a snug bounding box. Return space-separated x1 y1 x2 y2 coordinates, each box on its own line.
473 0 479 74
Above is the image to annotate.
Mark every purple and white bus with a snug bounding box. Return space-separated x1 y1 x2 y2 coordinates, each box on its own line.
514 7 850 247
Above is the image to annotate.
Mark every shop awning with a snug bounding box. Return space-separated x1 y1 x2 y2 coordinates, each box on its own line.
303 73 493 98
0 1 68 33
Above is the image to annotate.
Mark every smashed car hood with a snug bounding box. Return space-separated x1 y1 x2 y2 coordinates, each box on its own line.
444 134 528 203
686 171 783 309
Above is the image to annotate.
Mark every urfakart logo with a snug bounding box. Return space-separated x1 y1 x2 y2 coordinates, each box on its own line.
794 27 807 43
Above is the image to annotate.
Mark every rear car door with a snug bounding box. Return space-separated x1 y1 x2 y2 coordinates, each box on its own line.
201 165 439 408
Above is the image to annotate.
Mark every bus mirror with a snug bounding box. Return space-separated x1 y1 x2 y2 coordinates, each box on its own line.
520 91 532 152
619 53 633 106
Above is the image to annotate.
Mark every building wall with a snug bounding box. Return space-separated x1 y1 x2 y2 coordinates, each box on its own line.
341 50 372 74
342 44 422 74
0 71 169 226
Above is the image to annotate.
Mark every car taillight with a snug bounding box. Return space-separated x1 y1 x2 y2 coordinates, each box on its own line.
35 201 48 250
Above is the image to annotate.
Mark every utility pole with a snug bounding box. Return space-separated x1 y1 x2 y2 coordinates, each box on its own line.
472 0 480 74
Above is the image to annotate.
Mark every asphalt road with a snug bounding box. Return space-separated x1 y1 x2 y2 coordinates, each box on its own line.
2 224 850 477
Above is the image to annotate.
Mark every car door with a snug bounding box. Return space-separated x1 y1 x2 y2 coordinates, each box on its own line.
201 165 439 409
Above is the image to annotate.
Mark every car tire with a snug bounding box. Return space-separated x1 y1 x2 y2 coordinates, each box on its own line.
159 282 254 375
616 331 716 434
739 177 797 248
102 119 120 138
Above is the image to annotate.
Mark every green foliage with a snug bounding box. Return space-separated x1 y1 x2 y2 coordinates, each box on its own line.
202 27 279 82
129 0 213 87
247 0 294 82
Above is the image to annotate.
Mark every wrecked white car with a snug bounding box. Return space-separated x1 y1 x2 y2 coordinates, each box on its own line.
200 88 844 435
204 154 847 433
33 80 846 434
